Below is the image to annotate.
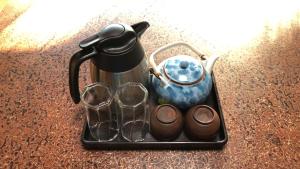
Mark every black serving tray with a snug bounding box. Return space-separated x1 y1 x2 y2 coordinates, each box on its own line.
81 74 228 150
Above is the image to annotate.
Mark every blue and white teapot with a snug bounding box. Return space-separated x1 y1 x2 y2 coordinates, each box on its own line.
149 42 219 109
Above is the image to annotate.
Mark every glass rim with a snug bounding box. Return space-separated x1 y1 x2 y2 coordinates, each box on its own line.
80 82 113 109
115 82 148 108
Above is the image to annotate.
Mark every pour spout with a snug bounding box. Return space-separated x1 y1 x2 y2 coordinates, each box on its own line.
205 55 219 74
131 21 150 38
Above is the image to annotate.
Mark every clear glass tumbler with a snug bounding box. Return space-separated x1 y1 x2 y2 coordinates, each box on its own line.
81 83 119 141
115 82 149 142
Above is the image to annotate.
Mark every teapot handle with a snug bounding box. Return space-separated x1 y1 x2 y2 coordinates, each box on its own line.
149 42 205 78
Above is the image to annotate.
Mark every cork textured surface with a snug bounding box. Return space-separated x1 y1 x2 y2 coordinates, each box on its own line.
0 0 299 168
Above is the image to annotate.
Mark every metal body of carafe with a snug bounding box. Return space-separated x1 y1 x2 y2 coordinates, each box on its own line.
90 57 149 91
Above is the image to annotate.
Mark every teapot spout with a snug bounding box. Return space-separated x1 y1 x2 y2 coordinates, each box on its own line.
131 21 150 38
205 55 219 74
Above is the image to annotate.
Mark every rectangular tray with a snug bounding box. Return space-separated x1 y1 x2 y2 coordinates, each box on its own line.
81 74 228 150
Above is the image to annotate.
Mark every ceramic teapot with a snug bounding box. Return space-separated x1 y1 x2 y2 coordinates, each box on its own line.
149 42 219 109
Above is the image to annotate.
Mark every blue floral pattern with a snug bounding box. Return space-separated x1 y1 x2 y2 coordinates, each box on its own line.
164 56 202 84
152 56 212 109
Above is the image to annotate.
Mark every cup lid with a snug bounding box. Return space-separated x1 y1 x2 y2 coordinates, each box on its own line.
155 104 179 124
192 106 215 124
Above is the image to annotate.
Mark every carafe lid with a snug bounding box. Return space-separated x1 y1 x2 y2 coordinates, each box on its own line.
78 22 149 72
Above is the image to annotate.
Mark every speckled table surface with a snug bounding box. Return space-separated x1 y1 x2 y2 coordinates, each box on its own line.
0 0 299 168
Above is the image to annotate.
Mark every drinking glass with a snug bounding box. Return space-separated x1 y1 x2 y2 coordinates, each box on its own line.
81 83 119 141
115 82 149 142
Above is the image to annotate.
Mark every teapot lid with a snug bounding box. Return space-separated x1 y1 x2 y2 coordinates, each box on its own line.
163 56 205 85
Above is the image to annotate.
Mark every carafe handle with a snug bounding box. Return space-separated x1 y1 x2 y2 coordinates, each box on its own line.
69 47 98 104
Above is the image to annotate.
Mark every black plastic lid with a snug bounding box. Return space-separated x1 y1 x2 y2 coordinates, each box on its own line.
79 23 148 72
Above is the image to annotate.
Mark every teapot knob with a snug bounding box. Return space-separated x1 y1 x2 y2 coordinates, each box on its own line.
179 61 189 69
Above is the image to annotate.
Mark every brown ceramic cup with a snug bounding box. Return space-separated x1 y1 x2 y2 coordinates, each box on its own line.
150 104 183 141
185 105 220 140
